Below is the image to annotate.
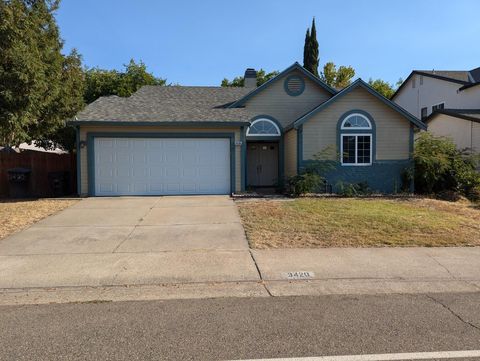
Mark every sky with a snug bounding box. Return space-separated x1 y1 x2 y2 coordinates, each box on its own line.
56 0 480 87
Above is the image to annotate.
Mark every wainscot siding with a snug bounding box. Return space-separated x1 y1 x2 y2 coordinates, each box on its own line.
78 125 242 196
284 129 297 177
244 69 332 129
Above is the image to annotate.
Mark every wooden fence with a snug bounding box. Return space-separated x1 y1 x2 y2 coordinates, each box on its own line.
0 150 76 198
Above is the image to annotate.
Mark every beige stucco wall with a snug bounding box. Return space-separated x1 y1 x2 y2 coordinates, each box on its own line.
302 87 411 161
284 129 297 177
428 114 480 152
78 125 242 196
244 69 332 129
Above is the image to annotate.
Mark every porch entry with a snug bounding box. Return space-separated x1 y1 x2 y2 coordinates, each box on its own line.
247 142 279 187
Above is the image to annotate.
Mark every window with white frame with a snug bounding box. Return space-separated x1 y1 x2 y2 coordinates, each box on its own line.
340 113 373 166
246 118 281 137
341 135 372 165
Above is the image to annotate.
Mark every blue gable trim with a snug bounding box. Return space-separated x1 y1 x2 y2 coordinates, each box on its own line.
228 62 336 108
86 132 236 196
293 79 427 130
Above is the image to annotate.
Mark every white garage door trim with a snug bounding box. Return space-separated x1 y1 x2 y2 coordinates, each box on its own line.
88 133 234 196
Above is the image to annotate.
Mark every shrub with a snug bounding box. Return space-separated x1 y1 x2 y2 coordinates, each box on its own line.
336 181 371 197
286 173 324 197
414 132 480 201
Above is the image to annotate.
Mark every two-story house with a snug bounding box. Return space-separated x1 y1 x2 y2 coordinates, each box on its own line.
392 68 480 152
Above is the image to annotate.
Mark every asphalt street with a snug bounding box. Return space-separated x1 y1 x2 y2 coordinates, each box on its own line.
0 292 480 360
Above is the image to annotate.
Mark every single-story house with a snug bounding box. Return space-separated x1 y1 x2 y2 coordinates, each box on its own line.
70 62 426 196
425 109 480 153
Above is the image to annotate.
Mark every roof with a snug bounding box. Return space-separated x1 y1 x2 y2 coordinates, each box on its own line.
425 109 480 124
392 67 480 99
70 86 254 125
293 78 427 130
228 62 337 108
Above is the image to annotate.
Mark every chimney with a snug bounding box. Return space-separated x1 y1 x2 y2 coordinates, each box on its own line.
244 68 257 88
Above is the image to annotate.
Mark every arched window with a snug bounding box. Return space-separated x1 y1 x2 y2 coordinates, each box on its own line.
247 118 281 137
341 113 372 129
339 112 374 166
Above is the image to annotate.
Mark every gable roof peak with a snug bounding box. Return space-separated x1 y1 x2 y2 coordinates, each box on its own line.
227 62 336 108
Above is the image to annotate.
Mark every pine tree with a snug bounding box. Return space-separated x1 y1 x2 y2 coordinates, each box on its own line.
303 28 311 71
308 18 319 77
303 18 319 77
0 0 85 147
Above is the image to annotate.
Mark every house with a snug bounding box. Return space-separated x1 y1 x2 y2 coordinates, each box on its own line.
424 109 480 153
70 62 426 197
392 67 480 121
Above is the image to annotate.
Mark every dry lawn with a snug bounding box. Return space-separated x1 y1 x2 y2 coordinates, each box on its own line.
237 197 480 248
0 199 78 239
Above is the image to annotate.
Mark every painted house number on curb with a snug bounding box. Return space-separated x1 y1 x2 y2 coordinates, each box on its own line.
283 271 315 280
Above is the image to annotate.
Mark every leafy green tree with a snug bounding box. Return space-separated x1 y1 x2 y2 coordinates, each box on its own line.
320 62 355 88
413 132 480 199
221 69 279 87
303 18 319 76
368 78 396 98
0 0 85 148
84 59 166 104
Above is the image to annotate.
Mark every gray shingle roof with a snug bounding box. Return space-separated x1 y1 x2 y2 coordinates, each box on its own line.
74 86 254 123
417 70 471 82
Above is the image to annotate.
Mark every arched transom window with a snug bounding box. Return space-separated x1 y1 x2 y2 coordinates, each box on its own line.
341 113 372 129
340 113 373 166
247 118 281 137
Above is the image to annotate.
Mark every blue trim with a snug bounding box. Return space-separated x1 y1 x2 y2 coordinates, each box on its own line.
284 74 305 96
69 121 250 127
296 125 303 174
293 78 427 130
337 110 376 165
86 132 236 196
75 126 81 196
240 126 247 191
228 62 336 108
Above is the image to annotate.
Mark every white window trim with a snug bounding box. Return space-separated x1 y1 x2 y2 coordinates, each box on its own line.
340 134 372 166
340 113 372 130
432 101 445 112
246 118 281 137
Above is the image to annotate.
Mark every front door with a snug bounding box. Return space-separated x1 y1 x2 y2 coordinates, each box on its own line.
247 142 279 187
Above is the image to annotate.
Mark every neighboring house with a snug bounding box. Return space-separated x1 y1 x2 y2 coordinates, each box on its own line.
392 67 480 121
425 109 480 153
70 62 425 197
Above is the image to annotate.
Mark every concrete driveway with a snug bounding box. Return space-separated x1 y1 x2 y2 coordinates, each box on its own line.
0 196 260 289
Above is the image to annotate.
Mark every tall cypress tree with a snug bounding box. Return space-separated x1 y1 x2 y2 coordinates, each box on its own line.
308 18 319 77
302 28 311 71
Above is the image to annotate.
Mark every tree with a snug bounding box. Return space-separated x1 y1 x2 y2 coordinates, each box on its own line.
368 78 396 98
303 18 319 76
320 62 355 88
221 69 279 87
0 0 85 148
84 59 166 104
413 132 480 199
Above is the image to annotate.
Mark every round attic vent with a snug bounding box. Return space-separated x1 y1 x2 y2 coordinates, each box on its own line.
284 75 305 96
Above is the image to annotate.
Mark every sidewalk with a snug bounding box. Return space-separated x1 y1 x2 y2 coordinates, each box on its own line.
1 247 479 305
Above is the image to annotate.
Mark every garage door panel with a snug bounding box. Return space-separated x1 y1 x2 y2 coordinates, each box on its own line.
94 137 230 196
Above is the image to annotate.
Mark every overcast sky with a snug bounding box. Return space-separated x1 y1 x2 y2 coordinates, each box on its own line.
56 0 480 86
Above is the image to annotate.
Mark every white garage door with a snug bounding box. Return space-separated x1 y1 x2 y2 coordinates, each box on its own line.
93 137 231 196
